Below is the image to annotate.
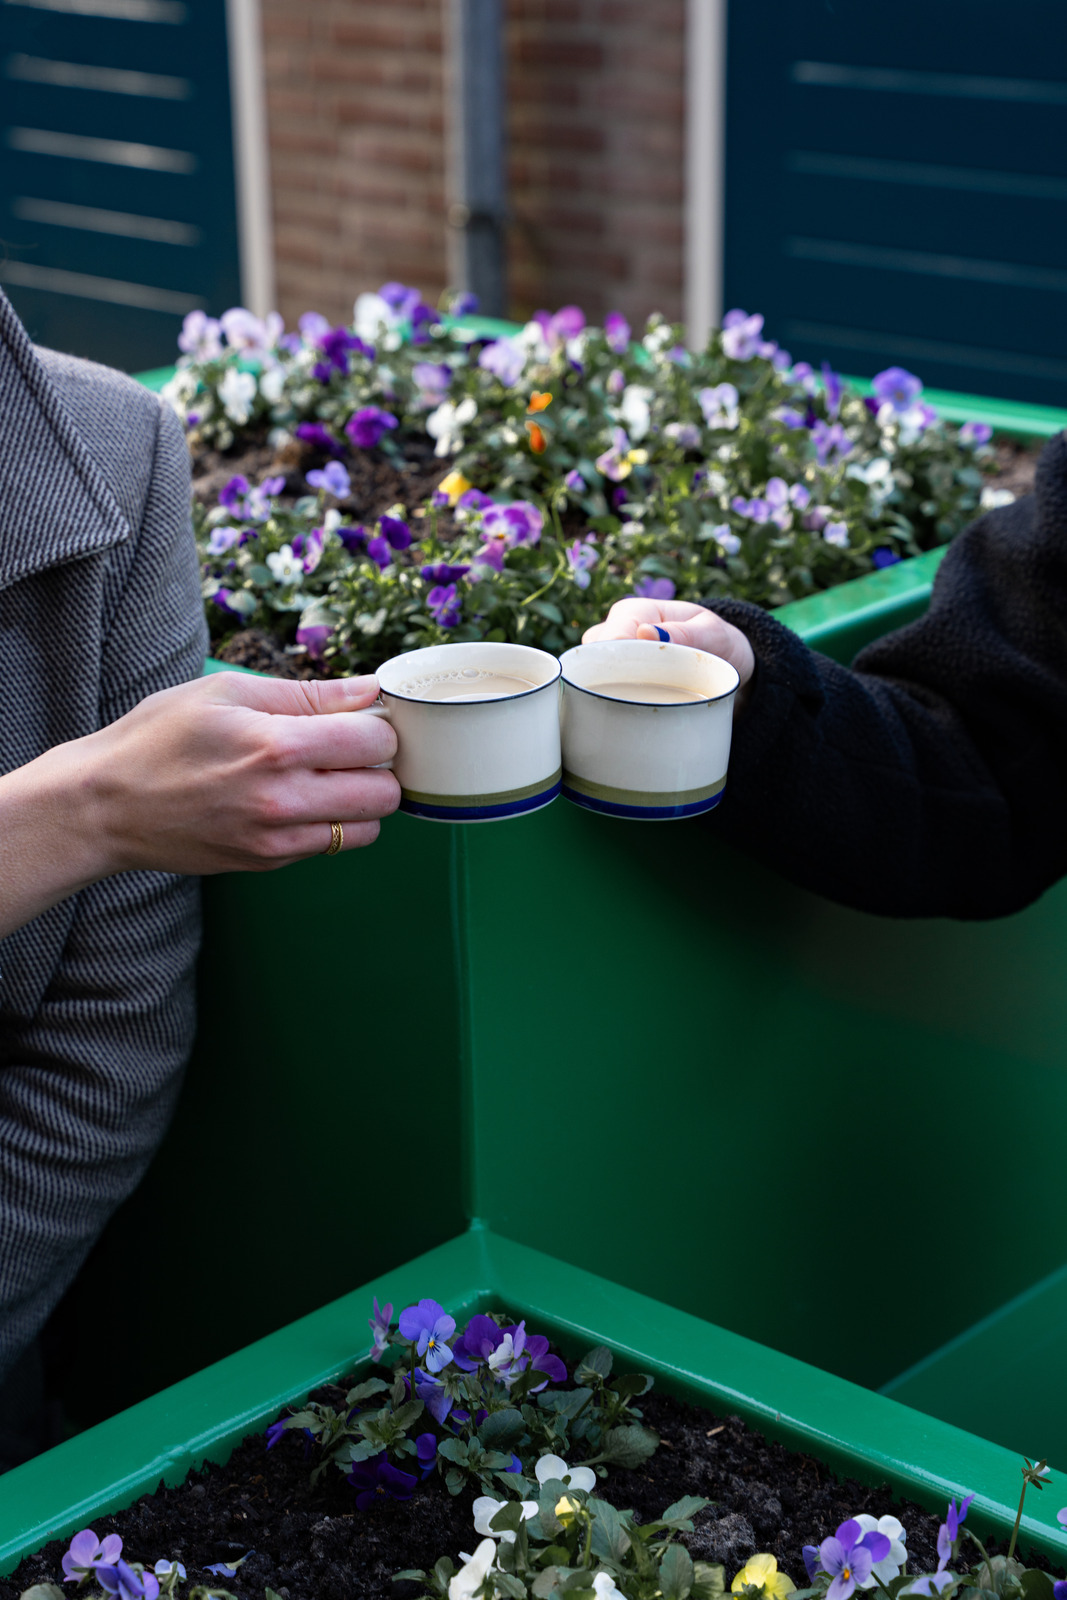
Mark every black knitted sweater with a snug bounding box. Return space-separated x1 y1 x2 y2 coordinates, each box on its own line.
706 431 1067 920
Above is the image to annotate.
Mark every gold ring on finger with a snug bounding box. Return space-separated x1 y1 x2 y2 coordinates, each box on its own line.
325 820 344 856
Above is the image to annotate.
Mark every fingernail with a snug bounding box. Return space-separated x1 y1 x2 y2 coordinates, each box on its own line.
653 625 670 642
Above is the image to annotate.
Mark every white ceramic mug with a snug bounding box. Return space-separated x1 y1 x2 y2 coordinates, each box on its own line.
558 639 739 820
371 641 562 823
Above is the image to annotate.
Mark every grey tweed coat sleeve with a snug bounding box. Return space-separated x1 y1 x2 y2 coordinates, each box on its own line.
0 288 207 1383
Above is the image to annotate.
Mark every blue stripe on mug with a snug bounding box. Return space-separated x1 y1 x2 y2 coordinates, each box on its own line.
561 785 725 820
400 773 562 822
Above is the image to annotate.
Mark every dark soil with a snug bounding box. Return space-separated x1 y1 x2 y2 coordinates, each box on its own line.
989 439 1041 498
0 1385 1049 1600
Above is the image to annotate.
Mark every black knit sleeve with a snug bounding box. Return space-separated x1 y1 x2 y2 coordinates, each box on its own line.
705 432 1067 920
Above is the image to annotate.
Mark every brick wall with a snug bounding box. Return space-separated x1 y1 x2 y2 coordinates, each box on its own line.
261 0 686 331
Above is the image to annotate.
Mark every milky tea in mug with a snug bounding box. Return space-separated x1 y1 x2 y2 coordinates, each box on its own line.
373 642 562 822
559 639 740 820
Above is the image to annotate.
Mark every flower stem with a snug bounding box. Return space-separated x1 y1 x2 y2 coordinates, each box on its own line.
521 557 566 608
1008 1482 1027 1561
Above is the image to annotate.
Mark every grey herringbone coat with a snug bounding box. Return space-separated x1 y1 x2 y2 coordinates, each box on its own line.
0 289 207 1403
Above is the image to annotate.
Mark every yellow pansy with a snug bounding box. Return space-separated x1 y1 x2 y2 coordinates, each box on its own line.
555 1495 581 1521
437 470 472 505
731 1554 795 1600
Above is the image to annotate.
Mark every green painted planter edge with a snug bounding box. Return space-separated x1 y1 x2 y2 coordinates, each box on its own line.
1 1226 1064 1574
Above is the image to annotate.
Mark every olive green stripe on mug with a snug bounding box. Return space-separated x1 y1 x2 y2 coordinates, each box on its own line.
401 768 563 808
562 771 727 807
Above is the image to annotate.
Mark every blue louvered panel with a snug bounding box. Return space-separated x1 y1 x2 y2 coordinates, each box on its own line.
723 2 1067 406
0 0 240 370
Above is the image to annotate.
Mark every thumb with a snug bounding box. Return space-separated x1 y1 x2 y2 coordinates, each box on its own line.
205 671 381 716
636 621 706 649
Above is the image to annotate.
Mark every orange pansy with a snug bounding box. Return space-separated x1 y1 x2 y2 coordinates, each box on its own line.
525 421 548 453
527 391 553 413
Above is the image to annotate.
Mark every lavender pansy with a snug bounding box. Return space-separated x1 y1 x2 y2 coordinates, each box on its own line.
398 1298 456 1372
817 1519 891 1600
721 309 766 361
63 1530 124 1583
872 366 923 414
478 339 525 387
604 311 631 353
635 576 676 601
306 460 351 499
97 1562 160 1600
428 583 461 627
567 539 599 589
368 1295 393 1361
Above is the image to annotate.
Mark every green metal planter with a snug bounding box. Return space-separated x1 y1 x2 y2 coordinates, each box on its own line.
34 367 1064 1527
4 1228 1067 1575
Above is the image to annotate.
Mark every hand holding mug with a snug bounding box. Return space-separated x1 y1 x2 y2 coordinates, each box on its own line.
583 598 756 689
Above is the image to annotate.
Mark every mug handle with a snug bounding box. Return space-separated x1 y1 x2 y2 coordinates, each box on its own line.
360 701 395 770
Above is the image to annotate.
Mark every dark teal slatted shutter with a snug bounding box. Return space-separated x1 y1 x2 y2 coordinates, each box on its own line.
723 1 1067 405
0 0 241 370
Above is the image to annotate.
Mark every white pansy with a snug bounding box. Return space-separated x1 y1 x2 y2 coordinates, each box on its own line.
472 1495 538 1544
824 521 850 548
642 322 674 354
258 364 286 405
353 291 398 343
619 384 653 442
593 1574 625 1600
854 1514 907 1587
534 1453 596 1493
981 486 1016 510
449 1538 496 1600
267 545 303 585
427 397 477 458
218 368 257 425
160 367 198 416
698 383 740 431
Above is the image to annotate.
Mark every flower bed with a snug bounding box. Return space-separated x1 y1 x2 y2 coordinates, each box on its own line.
164 288 1021 677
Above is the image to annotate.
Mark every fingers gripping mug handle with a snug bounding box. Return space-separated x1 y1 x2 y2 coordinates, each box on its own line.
361 701 395 770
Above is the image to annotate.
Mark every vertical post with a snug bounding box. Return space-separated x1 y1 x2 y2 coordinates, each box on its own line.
226 0 276 317
685 0 727 350
446 0 508 317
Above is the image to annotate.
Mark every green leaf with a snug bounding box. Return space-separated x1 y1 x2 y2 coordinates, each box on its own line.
433 1558 458 1594
660 1543 696 1600
438 1437 469 1464
491 1502 527 1534
495 1574 529 1600
19 1586 65 1600
599 1423 659 1468
575 1347 613 1384
391 1572 426 1584
248 563 274 586
445 1466 467 1495
266 1590 287 1600
539 1387 593 1420
532 1569 567 1598
348 1436 383 1462
391 1398 425 1433
588 1497 631 1562
479 1407 526 1450
660 1496 710 1528
346 1377 390 1406
1020 1573 1055 1600
528 600 563 624
611 1373 653 1401
692 1563 727 1600
282 1409 320 1430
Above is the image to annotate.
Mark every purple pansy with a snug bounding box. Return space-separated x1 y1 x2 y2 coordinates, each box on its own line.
296 623 332 660
453 1313 506 1371
535 305 585 348
604 310 631 353
398 1299 456 1373
567 538 599 589
207 525 241 556
366 535 392 567
178 309 222 360
345 406 399 450
368 1296 393 1361
412 362 452 406
821 361 844 418
311 325 371 382
478 339 525 387
1055 1586 1067 1600
219 474 249 512
265 1419 288 1449
818 1519 891 1600
347 1454 418 1511
295 421 345 457
379 514 412 551
721 309 766 362
452 291 479 315
960 420 993 447
416 1370 455 1423
456 487 495 516
872 366 923 414
421 562 471 583
607 367 626 396
812 419 853 466
428 583 461 627
482 501 543 547
203 1554 252 1579
416 1432 438 1479
210 587 245 618
802 1547 820 1583
945 1495 974 1543
306 460 351 499
339 524 367 554
63 1530 124 1584
564 468 585 492
871 547 902 570
292 528 324 573
97 1562 159 1600
634 576 676 601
